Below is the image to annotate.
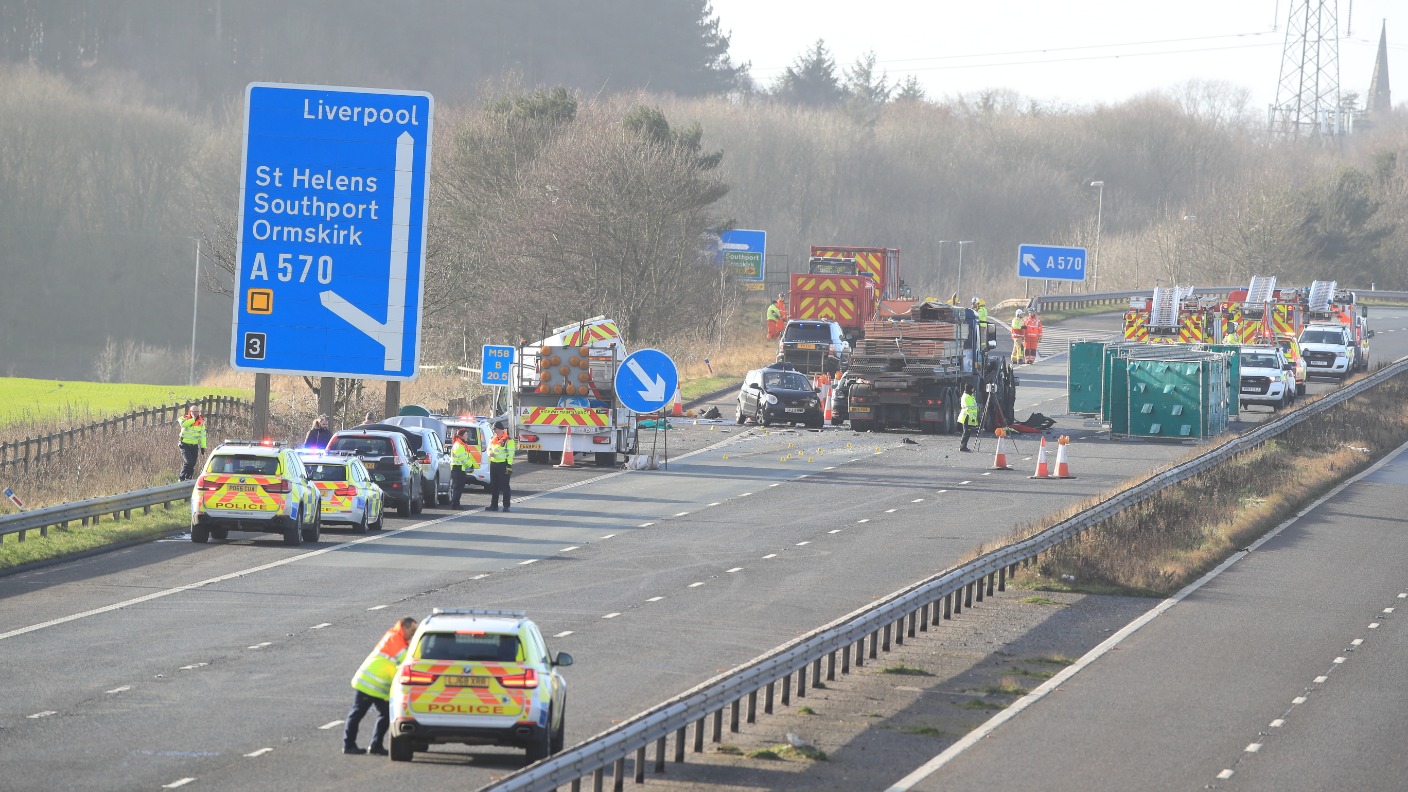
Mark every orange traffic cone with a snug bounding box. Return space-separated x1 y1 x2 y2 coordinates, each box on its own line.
554 427 575 468
1052 435 1076 478
822 382 833 425
1029 436 1051 479
991 427 1015 471
670 387 684 418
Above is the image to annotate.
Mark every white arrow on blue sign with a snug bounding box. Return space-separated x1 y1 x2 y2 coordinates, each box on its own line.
614 349 679 414
1017 244 1087 282
481 345 515 386
230 82 434 380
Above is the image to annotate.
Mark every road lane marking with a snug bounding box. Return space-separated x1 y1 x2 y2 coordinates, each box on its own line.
519 559 538 565
28 711 56 719
727 567 743 573
248 642 271 650
1384 607 1395 613
560 546 580 552
1315 676 1328 683
647 597 664 602
828 529 842 534
319 720 343 729
739 492 753 497
911 498 924 503
602 613 620 619
1293 696 1307 704
674 512 690 517
689 582 704 588
106 686 131 694
763 554 777 559
769 483 781 487
367 604 388 611
1269 719 1284 728
936 489 948 494
162 779 195 789
179 663 208 670
824 466 836 470
554 631 574 637
708 502 721 506
310 623 331 630
959 481 972 485
639 522 655 527
1333 656 1346 664
1351 639 1363 646
981 472 992 476
885 509 898 513
245 748 273 757
858 519 870 523
1217 770 1234 780
796 541 810 546
600 534 617 540
1245 743 1261 753
1370 623 1380 629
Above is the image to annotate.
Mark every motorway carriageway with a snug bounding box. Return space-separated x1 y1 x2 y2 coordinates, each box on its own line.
0 308 1404 792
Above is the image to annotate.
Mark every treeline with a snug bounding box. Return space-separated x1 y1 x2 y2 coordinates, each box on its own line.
1 63 1405 381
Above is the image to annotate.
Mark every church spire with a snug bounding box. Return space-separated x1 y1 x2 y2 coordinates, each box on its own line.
1367 21 1391 116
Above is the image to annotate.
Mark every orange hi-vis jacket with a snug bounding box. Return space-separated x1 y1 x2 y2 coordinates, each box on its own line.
351 625 410 700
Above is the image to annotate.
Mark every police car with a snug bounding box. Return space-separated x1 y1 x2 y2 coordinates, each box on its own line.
389 608 572 763
190 441 322 545
296 450 385 534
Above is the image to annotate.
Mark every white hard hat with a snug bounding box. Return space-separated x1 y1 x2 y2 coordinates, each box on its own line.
1015 309 1024 316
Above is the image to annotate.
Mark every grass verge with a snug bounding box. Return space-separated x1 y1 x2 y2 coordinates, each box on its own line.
0 378 251 436
0 508 187 570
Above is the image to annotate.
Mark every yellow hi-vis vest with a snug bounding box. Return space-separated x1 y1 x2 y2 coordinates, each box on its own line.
451 438 475 470
179 415 207 449
959 392 979 426
351 626 409 700
766 303 781 321
488 434 516 464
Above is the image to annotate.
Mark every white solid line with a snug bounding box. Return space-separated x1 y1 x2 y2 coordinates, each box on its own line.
912 498 924 503
1218 770 1235 780
554 631 574 638
519 559 538 566
602 613 620 619
1352 639 1363 646
1293 696 1307 704
727 567 743 573
162 779 195 789
1370 623 1380 629
318 720 343 730
1270 719 1285 728
639 523 655 528
674 512 690 517
646 596 664 602
1246 743 1262 752
27 711 56 719
858 519 870 523
796 541 810 546
367 604 388 611
106 686 131 694
1315 676 1328 683
689 582 704 588
763 554 777 559
1333 656 1346 664
881 439 1408 792
245 748 273 757
601 534 617 540
828 529 842 534
560 546 579 552
311 623 331 630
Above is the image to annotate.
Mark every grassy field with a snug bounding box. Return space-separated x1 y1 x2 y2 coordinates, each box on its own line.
0 507 188 570
0 378 252 430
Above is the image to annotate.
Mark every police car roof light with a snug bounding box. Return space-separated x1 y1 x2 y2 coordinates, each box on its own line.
430 607 528 618
222 439 286 448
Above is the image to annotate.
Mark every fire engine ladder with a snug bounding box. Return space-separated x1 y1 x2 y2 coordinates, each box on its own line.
1246 275 1276 306
1307 280 1336 313
1149 286 1180 329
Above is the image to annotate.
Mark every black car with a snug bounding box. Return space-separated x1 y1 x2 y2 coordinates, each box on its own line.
736 363 824 429
326 426 424 517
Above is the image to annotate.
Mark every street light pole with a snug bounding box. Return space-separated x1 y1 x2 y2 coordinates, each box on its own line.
1090 181 1104 292
189 237 201 386
957 241 974 301
936 240 948 297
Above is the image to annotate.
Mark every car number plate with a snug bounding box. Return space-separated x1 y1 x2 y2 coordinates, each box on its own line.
1309 360 1328 366
519 443 542 451
784 407 805 413
849 406 872 413
1240 387 1259 393
441 675 491 688
795 343 818 350
226 484 257 492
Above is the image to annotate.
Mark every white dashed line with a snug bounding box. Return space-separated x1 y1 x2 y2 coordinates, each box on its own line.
769 483 781 487
1370 623 1380 629
162 779 195 789
245 748 273 757
689 582 705 588
1399 593 1406 598
885 509 898 513
796 475 809 479
1022 457 1032 461
560 546 580 552
471 574 489 580
1246 743 1261 753
600 534 617 540
740 492 753 497
828 529 842 534
179 663 208 670
911 498 924 503
554 631 574 638
519 559 538 566
1269 719 1285 728
763 554 777 559
726 567 743 573
1293 696 1307 704
936 489 948 494
1352 639 1363 646
319 721 343 730
1315 675 1328 683
27 711 56 719
1385 607 1395 614
1217 770 1235 780
858 519 870 524
796 541 810 546
1333 656 1346 664
708 502 721 507
366 605 388 611
310 623 331 630
959 481 972 485
981 472 992 476
602 613 621 619
646 597 664 602
106 686 131 695
824 466 836 470
248 642 271 650
638 523 654 528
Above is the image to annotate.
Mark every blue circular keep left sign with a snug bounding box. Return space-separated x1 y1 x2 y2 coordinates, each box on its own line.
614 349 679 414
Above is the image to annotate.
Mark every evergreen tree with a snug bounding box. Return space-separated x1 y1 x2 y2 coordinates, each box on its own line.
893 75 927 103
772 39 843 107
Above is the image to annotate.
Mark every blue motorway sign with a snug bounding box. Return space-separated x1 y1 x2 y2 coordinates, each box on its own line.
230 83 434 380
481 344 515 386
1018 244 1087 281
614 349 679 414
718 229 767 282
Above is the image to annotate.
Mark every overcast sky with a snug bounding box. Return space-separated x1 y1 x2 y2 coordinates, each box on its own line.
710 0 1403 110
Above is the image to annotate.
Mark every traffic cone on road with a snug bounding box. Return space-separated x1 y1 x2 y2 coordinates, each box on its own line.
670 387 684 418
554 427 575 468
1052 435 1076 478
822 382 833 425
1029 436 1051 479
990 427 1015 471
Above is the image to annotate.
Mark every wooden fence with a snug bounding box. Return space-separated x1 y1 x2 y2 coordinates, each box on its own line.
0 396 252 475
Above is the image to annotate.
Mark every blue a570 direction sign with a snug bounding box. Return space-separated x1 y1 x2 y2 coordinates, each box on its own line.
1018 244 1087 282
230 83 434 380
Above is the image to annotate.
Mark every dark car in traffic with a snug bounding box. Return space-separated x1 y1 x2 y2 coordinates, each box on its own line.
735 362 824 429
326 426 424 517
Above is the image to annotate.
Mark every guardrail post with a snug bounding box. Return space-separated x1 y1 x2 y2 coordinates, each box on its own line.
747 690 757 723
999 566 1007 591
812 657 822 687
976 578 984 602
965 582 974 607
908 610 918 638
953 590 962 615
613 757 625 791
764 681 775 714
674 726 686 762
882 623 892 651
655 735 666 772
635 746 646 783
987 571 996 597
828 650 837 680
854 638 865 667
796 665 806 698
592 767 604 791
730 699 740 732
944 592 953 618
781 675 791 706
868 631 878 659
712 708 723 741
841 646 851 674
